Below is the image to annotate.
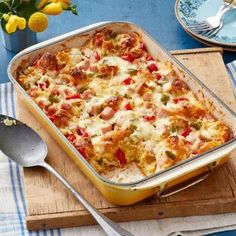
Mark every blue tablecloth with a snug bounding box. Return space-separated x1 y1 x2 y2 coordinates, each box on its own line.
1 0 236 84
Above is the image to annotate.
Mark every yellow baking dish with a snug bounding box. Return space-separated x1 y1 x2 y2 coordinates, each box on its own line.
8 21 236 205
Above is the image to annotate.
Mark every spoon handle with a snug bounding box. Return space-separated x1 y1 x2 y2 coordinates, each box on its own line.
40 161 134 236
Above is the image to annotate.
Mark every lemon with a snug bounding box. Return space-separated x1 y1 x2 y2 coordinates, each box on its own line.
51 0 70 9
17 17 26 30
28 12 48 32
37 0 49 9
2 13 10 22
42 2 63 15
5 15 18 34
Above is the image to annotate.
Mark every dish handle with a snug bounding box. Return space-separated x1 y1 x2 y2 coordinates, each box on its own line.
157 163 214 198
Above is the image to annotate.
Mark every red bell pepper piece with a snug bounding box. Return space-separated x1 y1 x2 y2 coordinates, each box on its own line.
66 134 76 143
115 148 126 167
124 102 132 110
94 51 100 61
76 145 87 159
39 83 47 91
144 115 156 121
146 55 154 61
76 127 89 138
141 42 147 51
156 73 162 80
173 97 189 104
181 127 192 137
122 77 134 85
121 54 134 63
147 63 158 73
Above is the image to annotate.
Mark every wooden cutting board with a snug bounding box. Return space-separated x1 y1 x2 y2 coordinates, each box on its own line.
16 47 236 230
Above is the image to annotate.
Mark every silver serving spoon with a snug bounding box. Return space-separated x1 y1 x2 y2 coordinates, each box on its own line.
0 114 134 236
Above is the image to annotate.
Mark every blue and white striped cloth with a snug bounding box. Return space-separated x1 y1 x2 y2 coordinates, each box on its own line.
226 61 236 97
0 62 235 236
0 84 62 236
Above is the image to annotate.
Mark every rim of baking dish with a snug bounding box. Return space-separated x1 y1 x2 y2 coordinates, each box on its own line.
7 21 236 188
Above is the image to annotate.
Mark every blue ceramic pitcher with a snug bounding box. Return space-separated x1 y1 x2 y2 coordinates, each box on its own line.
1 28 37 53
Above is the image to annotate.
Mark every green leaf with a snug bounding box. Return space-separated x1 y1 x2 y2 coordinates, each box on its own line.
11 0 21 11
1 18 7 33
66 4 78 15
16 1 38 20
0 2 11 14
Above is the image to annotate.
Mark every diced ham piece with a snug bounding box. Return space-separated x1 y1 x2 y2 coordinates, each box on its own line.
37 100 47 109
81 89 95 100
50 86 59 96
173 97 189 104
171 79 189 92
104 96 120 109
70 67 86 80
29 88 38 98
134 81 145 94
47 106 57 115
79 59 90 70
100 107 116 120
143 92 153 101
99 65 119 77
89 65 98 72
36 52 59 70
157 108 168 118
94 32 105 46
61 102 72 111
66 93 80 100
115 148 126 167
101 125 113 134
90 104 101 116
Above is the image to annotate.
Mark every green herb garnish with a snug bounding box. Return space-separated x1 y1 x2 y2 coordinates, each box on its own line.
97 159 103 165
171 125 179 133
165 150 176 160
49 95 60 103
161 94 170 105
78 87 88 93
127 68 138 76
190 121 202 130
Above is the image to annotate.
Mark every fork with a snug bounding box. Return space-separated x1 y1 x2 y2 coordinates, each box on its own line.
188 0 234 33
201 21 223 38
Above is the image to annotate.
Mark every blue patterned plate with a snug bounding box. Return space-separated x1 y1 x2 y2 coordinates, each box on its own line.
175 0 236 48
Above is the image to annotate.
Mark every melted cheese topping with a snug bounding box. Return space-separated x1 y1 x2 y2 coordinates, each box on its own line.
17 29 232 181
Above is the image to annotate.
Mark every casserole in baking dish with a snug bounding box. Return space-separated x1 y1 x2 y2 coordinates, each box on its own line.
8 22 236 205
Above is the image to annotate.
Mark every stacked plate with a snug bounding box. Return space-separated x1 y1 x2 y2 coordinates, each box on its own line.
175 0 236 51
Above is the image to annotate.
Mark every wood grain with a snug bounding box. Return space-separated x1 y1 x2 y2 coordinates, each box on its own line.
16 47 236 230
